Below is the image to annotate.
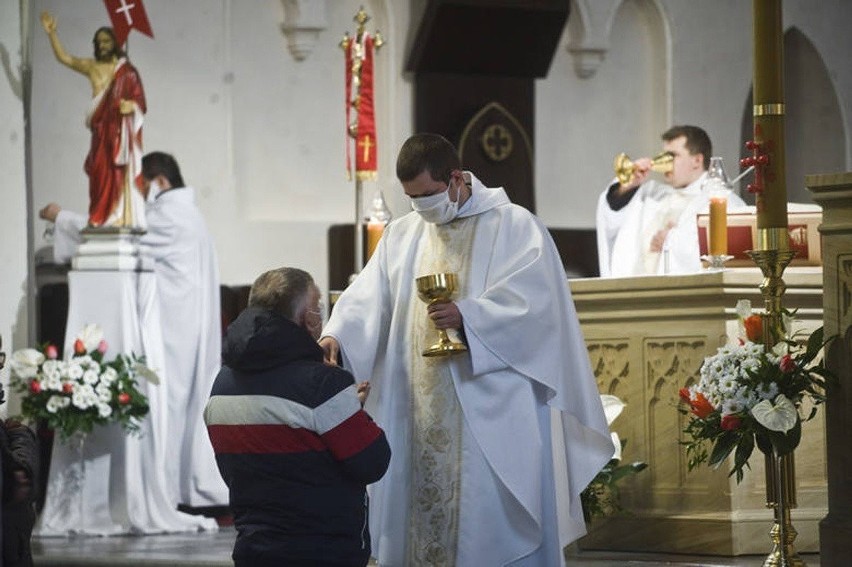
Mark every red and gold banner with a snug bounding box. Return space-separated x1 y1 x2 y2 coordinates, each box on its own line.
345 33 378 181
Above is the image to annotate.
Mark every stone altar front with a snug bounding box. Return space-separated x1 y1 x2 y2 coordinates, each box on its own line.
569 267 825 555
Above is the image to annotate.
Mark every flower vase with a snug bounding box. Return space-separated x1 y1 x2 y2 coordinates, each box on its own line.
763 449 805 567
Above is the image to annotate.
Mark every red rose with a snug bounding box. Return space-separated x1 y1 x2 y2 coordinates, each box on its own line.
45 344 59 359
744 315 763 343
690 392 715 419
779 354 796 374
678 387 692 405
73 339 86 355
62 382 74 394
721 414 742 430
29 380 41 394
118 393 131 405
97 340 109 354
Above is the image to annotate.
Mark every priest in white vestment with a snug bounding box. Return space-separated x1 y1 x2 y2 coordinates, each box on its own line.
321 133 613 566
596 125 746 277
42 151 228 509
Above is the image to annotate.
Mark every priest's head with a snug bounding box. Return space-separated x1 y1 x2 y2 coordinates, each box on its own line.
248 267 323 340
397 133 471 224
92 27 125 62
661 125 711 189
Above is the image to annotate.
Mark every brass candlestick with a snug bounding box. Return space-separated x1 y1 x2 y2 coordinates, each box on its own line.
748 229 801 567
415 273 468 357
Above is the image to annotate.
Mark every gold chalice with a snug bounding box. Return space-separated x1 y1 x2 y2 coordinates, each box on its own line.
415 272 468 357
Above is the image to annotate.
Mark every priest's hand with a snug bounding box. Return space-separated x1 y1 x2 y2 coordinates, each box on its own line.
427 301 463 330
620 157 652 193
39 203 62 222
319 336 340 366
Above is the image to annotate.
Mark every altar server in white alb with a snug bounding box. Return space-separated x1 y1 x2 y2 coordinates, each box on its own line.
596 125 746 277
40 151 228 509
320 133 613 566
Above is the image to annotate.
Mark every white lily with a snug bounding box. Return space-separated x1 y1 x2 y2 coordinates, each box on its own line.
9 349 45 379
77 323 104 352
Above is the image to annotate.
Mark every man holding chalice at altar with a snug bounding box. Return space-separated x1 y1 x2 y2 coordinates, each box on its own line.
320 133 612 566
596 125 747 277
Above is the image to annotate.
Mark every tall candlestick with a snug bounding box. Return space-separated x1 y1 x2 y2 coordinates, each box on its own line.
709 195 728 255
752 0 788 235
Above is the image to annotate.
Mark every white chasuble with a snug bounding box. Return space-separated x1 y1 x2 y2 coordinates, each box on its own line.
323 173 614 567
407 217 477 566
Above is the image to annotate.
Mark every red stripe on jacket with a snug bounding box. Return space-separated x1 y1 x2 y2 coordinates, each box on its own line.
321 411 383 460
207 423 326 454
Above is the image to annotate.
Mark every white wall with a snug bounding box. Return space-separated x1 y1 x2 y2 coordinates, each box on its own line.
0 1 32 416
3 0 850 337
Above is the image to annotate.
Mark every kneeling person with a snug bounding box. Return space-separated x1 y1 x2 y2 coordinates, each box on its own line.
204 267 390 567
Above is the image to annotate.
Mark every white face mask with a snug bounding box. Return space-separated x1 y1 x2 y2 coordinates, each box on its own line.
146 180 163 204
410 182 459 225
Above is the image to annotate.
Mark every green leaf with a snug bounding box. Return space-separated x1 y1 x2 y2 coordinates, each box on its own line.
734 432 755 473
709 431 738 467
805 326 824 360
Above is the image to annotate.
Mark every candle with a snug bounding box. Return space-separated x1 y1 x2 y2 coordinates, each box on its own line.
709 195 728 256
752 0 788 231
366 221 384 260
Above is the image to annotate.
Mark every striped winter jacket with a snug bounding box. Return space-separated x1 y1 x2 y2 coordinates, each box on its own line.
204 307 391 567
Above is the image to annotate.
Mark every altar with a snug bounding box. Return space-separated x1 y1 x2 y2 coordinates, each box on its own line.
569 267 825 555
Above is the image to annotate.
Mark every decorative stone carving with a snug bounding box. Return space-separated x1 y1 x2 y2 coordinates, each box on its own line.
566 0 621 78
280 0 327 61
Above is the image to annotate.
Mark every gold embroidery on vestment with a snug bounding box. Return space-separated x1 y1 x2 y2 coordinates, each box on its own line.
406 217 476 566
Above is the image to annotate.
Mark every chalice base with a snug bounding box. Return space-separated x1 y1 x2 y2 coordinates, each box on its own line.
422 341 468 357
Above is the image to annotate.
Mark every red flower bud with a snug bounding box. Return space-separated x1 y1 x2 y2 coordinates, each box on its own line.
74 339 86 355
62 382 74 394
29 380 42 394
721 414 742 431
118 392 131 405
678 387 691 405
743 315 763 343
46 344 59 359
779 354 796 374
97 340 108 354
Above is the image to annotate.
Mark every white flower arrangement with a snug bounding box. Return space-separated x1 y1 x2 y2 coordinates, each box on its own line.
9 326 154 440
679 302 834 482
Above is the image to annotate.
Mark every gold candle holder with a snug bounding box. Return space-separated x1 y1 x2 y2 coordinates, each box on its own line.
748 228 801 567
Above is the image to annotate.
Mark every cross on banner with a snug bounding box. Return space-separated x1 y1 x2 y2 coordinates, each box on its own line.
359 135 374 162
103 0 154 47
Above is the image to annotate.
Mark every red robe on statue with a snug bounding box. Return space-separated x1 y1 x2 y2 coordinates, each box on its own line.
85 58 146 226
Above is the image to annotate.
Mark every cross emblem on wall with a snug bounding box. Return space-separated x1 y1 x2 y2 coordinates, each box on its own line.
481 124 513 162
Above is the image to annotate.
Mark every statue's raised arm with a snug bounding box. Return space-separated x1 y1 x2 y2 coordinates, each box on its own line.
40 12 95 81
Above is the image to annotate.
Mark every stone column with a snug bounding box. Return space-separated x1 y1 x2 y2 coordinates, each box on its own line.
808 172 852 566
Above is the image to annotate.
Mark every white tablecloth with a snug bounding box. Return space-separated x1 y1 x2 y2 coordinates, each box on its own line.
35 270 216 536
